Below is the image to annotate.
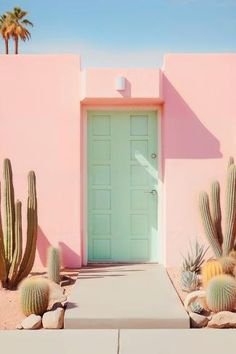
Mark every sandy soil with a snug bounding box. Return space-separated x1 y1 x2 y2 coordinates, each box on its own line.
0 269 79 330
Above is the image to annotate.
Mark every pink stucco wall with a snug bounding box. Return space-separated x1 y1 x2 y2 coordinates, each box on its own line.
0 55 81 268
162 54 236 265
0 53 235 267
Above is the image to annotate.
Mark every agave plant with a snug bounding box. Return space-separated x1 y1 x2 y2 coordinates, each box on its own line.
181 271 199 292
181 240 209 274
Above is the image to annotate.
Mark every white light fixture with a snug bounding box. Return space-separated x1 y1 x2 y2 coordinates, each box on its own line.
115 76 126 91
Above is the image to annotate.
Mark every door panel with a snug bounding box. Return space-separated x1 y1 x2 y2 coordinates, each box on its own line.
88 111 158 262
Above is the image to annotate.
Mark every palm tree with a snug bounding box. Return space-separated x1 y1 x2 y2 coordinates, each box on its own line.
6 7 33 54
0 14 11 54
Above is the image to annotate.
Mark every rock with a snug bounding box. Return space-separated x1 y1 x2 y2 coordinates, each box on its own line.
21 314 42 330
208 311 236 328
189 312 209 328
42 308 64 329
47 279 67 309
184 290 206 312
16 323 23 330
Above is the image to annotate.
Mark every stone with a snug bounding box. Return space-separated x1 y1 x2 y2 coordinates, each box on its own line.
47 279 67 309
184 290 206 312
189 312 209 328
21 314 42 330
42 308 64 329
208 311 236 328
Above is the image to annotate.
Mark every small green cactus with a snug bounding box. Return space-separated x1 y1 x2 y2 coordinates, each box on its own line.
20 277 49 316
181 271 199 292
47 247 61 284
206 274 236 312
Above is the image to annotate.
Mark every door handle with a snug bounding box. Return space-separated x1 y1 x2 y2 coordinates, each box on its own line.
144 189 157 196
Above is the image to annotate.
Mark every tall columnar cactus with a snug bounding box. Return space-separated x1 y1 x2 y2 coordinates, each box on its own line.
201 259 223 289
20 277 49 316
0 159 38 289
206 274 236 312
16 171 38 284
199 157 236 257
47 247 61 284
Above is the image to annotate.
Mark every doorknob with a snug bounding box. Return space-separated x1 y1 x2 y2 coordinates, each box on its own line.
144 189 157 196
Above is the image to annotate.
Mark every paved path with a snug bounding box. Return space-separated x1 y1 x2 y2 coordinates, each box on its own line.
2 329 236 354
64 264 189 329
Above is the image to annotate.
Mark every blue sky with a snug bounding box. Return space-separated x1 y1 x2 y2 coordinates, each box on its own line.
0 0 236 67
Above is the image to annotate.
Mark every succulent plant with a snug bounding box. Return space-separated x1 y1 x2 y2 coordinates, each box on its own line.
202 260 223 288
206 274 236 312
199 157 236 257
181 240 208 274
181 271 199 292
20 277 49 316
219 256 236 275
190 301 204 314
47 247 61 284
0 159 38 289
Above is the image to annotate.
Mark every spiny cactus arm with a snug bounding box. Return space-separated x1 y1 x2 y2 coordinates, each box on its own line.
3 159 15 268
8 200 23 288
199 192 222 257
0 184 7 283
0 195 7 284
16 172 37 284
228 156 234 169
47 247 61 284
210 181 223 246
223 164 236 255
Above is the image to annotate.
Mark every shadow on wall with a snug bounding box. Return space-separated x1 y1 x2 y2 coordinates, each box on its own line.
36 228 81 268
36 226 51 266
59 242 81 269
118 78 131 97
161 75 222 178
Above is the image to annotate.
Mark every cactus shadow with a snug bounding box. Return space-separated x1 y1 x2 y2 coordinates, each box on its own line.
59 242 81 269
36 226 51 267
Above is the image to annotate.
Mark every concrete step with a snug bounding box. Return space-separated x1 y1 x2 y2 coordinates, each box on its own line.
0 330 118 354
119 329 236 354
64 264 189 329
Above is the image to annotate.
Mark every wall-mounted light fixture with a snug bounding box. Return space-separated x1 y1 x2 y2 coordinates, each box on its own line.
115 76 126 91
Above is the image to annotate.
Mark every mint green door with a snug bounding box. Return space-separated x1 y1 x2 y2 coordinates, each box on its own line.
87 111 158 262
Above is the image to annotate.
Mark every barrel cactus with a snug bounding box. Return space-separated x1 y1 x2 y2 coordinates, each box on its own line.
219 256 236 275
0 159 38 289
181 271 199 292
47 247 61 284
202 260 223 288
199 157 236 258
20 277 49 316
206 274 236 312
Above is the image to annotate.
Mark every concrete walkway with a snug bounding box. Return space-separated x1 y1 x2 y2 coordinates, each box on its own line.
64 264 189 329
2 329 236 354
